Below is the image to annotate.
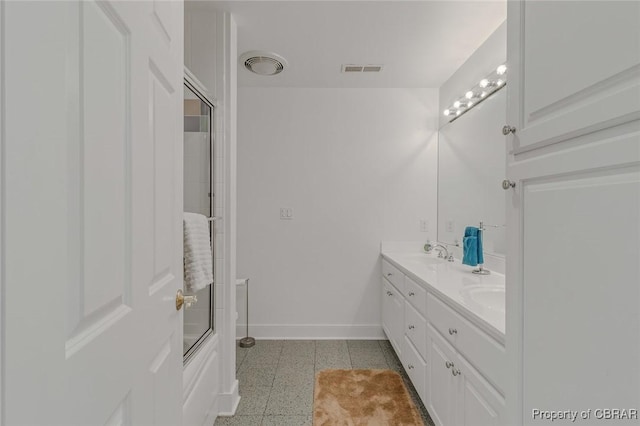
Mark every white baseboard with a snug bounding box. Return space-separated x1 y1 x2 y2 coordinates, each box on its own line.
216 379 240 416
235 324 385 340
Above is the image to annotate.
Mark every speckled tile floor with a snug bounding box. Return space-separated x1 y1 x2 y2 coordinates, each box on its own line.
214 340 435 426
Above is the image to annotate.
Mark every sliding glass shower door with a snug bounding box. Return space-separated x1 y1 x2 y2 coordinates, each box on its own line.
183 78 215 363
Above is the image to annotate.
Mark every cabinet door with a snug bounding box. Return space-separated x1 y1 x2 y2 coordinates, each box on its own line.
382 279 403 356
402 336 427 404
390 287 405 356
426 325 457 426
456 355 504 426
507 1 640 153
382 279 393 339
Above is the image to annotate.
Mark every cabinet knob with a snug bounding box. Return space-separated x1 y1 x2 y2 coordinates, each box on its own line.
408 364 414 370
448 328 457 335
452 368 461 377
408 325 415 330
502 179 516 190
386 272 393 276
408 291 415 296
502 125 516 135
445 361 453 369
386 291 393 296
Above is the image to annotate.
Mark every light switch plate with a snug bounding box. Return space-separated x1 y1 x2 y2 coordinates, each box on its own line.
280 207 293 220
446 220 454 232
419 219 429 232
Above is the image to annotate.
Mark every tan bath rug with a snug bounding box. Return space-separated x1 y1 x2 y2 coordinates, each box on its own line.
313 369 424 426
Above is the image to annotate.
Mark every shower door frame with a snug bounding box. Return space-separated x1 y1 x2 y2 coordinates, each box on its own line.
183 69 217 365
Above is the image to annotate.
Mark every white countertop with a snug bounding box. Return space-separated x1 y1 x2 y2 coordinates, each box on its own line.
381 250 505 342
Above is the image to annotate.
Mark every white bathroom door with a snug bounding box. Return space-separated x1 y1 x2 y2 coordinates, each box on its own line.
2 1 184 424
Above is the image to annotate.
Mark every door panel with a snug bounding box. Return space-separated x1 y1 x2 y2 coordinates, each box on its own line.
522 168 640 424
3 1 184 424
507 1 640 153
150 64 178 292
67 0 132 355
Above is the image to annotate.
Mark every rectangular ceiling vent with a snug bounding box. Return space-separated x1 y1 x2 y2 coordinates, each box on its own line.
342 64 383 73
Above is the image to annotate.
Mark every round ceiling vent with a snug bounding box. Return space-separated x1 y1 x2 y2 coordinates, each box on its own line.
240 51 288 76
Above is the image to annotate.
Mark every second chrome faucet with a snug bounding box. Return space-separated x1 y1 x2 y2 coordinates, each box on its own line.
424 241 455 262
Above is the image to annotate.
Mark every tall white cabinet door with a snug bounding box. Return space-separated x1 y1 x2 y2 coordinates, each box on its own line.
3 1 184 425
507 1 640 153
521 168 639 425
505 2 640 425
427 325 457 426
456 356 504 426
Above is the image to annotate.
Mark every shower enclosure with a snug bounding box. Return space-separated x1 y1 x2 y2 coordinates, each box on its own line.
183 73 215 363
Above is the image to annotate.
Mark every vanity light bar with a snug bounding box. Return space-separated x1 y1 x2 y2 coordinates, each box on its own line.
443 64 507 122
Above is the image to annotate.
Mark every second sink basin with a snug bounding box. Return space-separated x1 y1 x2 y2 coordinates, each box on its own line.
460 285 505 313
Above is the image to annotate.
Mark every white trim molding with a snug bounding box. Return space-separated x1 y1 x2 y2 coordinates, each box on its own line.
215 379 240 417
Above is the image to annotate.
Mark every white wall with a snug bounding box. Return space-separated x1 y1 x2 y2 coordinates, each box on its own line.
237 87 438 339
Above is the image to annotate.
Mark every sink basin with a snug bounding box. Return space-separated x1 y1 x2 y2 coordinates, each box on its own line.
399 253 446 265
460 285 505 313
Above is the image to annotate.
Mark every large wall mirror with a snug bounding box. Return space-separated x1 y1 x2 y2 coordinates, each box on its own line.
437 89 506 256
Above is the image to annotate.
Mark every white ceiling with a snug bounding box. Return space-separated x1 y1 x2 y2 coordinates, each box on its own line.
209 1 506 88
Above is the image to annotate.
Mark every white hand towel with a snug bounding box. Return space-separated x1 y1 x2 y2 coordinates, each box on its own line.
183 212 213 292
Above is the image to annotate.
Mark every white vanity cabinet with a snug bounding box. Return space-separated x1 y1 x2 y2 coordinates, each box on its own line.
381 256 506 426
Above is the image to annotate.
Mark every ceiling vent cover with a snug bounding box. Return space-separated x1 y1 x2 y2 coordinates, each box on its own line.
240 51 288 76
342 64 384 73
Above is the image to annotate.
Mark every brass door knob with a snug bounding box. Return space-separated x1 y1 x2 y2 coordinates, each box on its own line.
176 289 198 311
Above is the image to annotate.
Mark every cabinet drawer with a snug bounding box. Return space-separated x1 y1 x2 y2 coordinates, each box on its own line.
382 259 404 291
427 293 506 393
404 275 427 317
404 301 427 360
402 336 427 403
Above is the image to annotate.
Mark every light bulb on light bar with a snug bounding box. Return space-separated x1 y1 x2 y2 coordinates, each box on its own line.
445 63 506 121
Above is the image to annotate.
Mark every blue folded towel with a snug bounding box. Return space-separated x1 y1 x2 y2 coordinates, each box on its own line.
462 226 484 267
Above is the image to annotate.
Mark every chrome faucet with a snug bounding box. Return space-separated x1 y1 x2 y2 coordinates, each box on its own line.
425 242 455 262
